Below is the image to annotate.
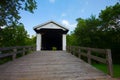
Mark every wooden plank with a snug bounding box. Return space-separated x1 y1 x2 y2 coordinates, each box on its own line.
0 46 35 59
90 55 106 64
0 51 109 80
87 49 91 64
90 48 106 54
78 48 81 58
79 47 88 50
16 51 24 54
0 47 13 51
73 47 106 54
66 46 113 77
0 51 23 59
0 53 12 58
23 48 26 56
106 49 113 77
12 48 17 60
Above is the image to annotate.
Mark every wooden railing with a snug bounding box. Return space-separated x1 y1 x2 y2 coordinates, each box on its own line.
0 46 35 61
66 46 113 77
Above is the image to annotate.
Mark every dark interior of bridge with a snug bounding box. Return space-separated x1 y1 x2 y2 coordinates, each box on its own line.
41 29 62 50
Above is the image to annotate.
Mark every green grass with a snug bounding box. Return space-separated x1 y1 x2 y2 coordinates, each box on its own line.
113 65 120 78
93 64 120 78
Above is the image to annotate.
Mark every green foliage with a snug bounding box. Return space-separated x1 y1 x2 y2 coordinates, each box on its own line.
0 0 37 26
25 35 36 46
67 33 77 46
74 16 101 47
52 47 57 51
99 3 120 63
67 2 120 64
99 2 120 30
0 24 36 47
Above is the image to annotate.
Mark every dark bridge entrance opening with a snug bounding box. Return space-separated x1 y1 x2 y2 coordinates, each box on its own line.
41 29 62 50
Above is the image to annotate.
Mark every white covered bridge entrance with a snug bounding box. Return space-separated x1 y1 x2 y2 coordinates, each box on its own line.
33 21 69 51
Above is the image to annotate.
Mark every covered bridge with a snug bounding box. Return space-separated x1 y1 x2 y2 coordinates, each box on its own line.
33 21 69 51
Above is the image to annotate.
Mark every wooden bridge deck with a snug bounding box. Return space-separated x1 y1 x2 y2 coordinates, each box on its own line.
0 51 110 80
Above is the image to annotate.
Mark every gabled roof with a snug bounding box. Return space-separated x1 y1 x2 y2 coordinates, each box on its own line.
33 21 69 31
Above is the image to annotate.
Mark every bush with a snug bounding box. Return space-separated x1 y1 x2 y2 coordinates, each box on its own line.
52 47 57 51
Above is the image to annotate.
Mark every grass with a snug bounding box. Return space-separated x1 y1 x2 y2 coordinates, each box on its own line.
93 64 120 78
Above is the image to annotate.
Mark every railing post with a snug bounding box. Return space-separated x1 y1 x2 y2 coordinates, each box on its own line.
13 48 17 60
70 46 72 53
31 46 32 51
23 48 25 56
106 49 113 77
66 46 68 52
68 46 70 53
28 46 31 53
32 46 34 51
87 48 91 64
31 46 35 51
73 46 75 56
71 46 73 55
78 48 81 59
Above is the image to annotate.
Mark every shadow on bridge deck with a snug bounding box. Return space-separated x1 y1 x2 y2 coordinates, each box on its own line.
0 51 111 80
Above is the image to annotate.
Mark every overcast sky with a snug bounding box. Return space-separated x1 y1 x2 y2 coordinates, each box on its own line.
19 0 119 36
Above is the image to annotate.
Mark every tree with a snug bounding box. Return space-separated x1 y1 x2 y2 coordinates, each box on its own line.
0 24 31 47
67 33 77 46
74 16 101 47
99 3 120 64
25 35 36 46
69 2 120 64
76 18 89 46
99 2 120 31
0 0 37 27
